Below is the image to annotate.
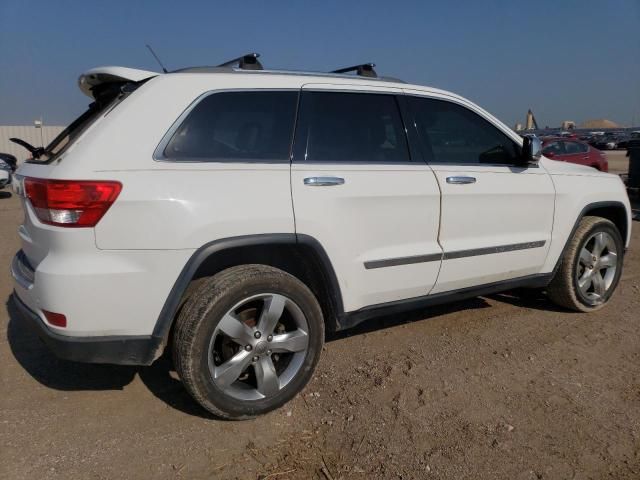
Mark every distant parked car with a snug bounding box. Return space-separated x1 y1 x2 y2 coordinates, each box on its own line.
0 153 14 188
542 137 608 171
558 131 577 138
0 166 10 189
519 132 538 139
617 131 640 150
0 153 17 172
592 133 626 151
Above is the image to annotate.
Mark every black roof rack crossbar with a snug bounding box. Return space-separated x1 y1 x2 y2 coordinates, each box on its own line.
217 53 263 70
330 63 377 78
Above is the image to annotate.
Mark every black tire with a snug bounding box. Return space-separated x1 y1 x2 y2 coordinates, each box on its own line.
547 216 624 312
173 264 324 419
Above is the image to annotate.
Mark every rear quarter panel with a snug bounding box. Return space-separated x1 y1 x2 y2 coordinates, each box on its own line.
70 73 304 249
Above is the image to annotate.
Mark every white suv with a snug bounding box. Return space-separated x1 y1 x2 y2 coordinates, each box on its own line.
10 55 631 419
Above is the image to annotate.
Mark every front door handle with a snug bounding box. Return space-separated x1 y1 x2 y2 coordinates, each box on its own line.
446 176 476 185
304 176 345 186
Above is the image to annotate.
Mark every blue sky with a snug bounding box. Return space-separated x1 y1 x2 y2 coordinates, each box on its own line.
0 0 638 128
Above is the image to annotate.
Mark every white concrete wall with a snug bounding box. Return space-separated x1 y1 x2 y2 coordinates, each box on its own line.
0 126 65 162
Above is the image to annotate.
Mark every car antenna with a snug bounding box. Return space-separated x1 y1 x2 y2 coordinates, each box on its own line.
145 44 168 73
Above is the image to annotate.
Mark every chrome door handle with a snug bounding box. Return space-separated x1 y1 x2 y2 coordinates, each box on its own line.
446 176 476 185
304 176 345 186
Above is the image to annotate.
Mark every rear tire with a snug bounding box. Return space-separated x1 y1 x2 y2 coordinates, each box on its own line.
173 265 324 419
547 216 623 312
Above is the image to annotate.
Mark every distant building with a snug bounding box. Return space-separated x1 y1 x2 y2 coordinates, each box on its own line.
561 121 576 130
525 109 539 130
0 125 65 162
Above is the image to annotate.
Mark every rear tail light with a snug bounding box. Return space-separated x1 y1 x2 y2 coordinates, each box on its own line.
43 310 67 328
24 178 122 227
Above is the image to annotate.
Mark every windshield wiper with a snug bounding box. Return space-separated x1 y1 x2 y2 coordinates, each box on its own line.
9 137 46 159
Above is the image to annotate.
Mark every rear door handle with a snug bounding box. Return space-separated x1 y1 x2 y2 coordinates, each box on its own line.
304 176 345 186
446 176 476 184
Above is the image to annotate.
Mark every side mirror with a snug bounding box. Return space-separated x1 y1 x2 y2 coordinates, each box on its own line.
522 136 542 165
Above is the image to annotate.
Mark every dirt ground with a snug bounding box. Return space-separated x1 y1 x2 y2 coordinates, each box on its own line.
1 160 639 479
607 150 629 174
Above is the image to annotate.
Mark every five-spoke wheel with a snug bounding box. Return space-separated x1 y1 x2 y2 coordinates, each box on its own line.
548 216 624 311
173 265 324 419
209 293 310 401
576 231 618 305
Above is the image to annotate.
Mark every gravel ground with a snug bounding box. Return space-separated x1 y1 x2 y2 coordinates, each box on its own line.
1 162 639 479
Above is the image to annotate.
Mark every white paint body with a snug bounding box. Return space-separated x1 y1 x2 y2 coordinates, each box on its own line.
11 67 632 339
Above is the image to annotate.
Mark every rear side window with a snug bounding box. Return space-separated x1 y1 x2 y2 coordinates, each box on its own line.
409 96 521 165
163 91 297 161
294 91 410 163
542 141 565 155
565 141 588 154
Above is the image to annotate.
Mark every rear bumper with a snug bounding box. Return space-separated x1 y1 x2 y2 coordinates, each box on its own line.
12 291 162 365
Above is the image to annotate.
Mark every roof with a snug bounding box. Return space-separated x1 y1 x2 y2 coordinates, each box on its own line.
74 61 521 147
170 65 407 84
78 64 460 102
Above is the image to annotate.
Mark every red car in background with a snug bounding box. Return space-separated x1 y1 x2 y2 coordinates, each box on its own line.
541 137 608 172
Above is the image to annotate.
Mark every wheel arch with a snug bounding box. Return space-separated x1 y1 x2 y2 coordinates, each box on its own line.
151 234 344 347
553 200 630 274
582 202 629 244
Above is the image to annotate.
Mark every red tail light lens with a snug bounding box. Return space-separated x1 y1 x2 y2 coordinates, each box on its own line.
24 178 122 227
43 310 67 328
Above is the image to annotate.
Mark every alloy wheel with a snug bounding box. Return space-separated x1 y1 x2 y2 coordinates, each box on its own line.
207 293 310 401
576 231 618 305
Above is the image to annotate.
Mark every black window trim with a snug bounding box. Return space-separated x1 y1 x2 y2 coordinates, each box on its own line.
291 89 421 165
153 88 300 164
404 94 536 168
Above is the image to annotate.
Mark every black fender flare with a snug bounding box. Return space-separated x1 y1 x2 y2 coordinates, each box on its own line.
151 233 344 344
551 200 629 275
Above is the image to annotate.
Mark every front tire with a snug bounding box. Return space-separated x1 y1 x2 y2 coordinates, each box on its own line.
173 265 324 419
547 216 624 312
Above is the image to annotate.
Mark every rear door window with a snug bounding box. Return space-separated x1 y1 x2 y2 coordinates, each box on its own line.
163 91 298 162
293 91 411 163
564 141 584 155
573 141 589 153
542 141 565 156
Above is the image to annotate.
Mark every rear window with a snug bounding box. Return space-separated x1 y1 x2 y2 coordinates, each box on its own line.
33 82 139 164
43 107 106 159
162 91 298 162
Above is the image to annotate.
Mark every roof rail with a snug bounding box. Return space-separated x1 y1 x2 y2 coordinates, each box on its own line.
330 63 377 78
217 53 263 70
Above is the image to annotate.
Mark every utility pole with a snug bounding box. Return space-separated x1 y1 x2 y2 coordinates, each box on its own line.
34 117 44 147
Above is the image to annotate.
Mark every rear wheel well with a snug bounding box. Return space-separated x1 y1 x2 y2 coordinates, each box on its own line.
177 243 340 335
583 204 627 243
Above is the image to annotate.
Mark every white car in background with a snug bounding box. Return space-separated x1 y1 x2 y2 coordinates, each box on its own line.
0 163 11 189
10 55 632 419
